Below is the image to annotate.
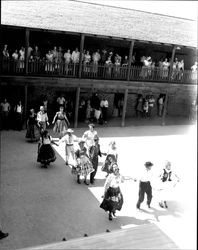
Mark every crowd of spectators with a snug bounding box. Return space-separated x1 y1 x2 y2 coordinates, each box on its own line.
1 44 197 81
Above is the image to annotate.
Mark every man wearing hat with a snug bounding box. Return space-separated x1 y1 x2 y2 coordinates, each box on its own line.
59 128 78 166
82 123 98 151
136 161 154 209
89 135 106 184
37 106 49 134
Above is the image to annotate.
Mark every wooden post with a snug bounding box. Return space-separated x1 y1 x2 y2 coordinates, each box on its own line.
127 40 135 81
168 45 176 81
78 34 85 78
74 86 80 128
24 84 28 128
121 89 128 127
25 28 30 74
161 91 168 126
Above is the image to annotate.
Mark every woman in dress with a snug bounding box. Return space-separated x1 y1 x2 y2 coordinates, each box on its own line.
157 161 180 208
72 139 94 185
26 108 40 142
100 163 135 220
52 106 70 139
37 130 58 168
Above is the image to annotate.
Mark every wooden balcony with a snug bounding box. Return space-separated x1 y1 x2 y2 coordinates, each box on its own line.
1 58 197 85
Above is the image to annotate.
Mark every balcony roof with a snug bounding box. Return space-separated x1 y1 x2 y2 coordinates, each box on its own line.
2 0 197 48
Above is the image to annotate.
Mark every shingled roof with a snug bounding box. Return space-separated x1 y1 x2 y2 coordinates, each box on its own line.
2 0 197 48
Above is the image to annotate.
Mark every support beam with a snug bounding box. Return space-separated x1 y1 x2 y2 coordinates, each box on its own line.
127 40 135 81
74 86 80 128
168 45 177 81
121 89 128 127
24 84 28 128
25 28 30 74
161 91 168 126
78 34 85 78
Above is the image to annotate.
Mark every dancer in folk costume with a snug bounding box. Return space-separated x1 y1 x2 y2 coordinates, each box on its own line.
37 106 49 135
52 106 70 139
158 161 180 208
100 163 136 220
26 108 40 142
59 128 78 166
82 123 98 150
89 135 106 184
101 141 118 176
136 161 154 209
37 130 58 168
72 139 94 185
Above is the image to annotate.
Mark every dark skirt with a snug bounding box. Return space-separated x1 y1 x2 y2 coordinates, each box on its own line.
100 186 123 213
26 124 40 142
37 144 56 164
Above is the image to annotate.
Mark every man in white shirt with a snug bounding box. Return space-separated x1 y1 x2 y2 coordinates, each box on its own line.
37 106 49 133
0 98 11 130
59 128 78 166
136 161 154 209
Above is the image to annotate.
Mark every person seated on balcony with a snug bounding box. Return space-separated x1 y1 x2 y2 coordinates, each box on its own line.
83 50 91 73
162 58 170 79
71 48 80 64
45 50 54 73
92 49 101 75
191 62 197 80
64 49 72 74
19 46 25 71
177 59 184 80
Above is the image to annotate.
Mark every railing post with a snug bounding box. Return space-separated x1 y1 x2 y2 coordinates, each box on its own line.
78 34 85 78
74 86 80 128
121 88 128 127
25 28 30 74
168 45 177 81
127 40 135 81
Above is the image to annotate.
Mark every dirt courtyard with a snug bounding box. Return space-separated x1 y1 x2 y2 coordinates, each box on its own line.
0 124 197 250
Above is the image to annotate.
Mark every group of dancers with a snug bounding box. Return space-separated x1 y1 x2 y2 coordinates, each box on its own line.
29 116 180 221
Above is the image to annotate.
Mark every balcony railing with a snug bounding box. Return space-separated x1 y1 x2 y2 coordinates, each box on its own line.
0 58 197 84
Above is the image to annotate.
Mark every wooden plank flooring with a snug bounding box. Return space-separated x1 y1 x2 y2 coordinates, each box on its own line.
20 223 179 250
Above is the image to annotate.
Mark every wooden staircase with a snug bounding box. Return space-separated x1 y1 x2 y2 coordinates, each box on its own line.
19 223 178 249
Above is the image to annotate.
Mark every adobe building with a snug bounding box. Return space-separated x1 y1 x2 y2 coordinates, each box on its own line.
0 1 197 127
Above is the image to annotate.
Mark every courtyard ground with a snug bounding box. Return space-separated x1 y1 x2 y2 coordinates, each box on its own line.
0 122 197 250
